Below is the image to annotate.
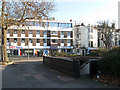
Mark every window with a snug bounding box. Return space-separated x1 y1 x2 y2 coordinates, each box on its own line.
25 21 29 26
14 30 17 34
22 39 25 43
43 31 47 35
45 22 48 27
61 31 64 35
68 31 71 36
59 23 63 27
88 35 90 39
77 49 79 53
68 31 71 38
35 22 39 26
25 21 34 26
52 39 57 43
91 29 93 33
90 35 93 39
61 39 64 43
30 21 35 26
43 39 47 43
22 30 25 34
29 30 32 34
39 22 42 26
7 38 9 43
89 41 90 47
91 41 93 47
62 23 66 28
65 23 72 28
49 22 52 27
67 40 71 43
37 39 40 43
36 31 40 34
29 39 32 43
7 29 10 34
88 28 90 32
49 22 58 27
55 23 58 27
42 22 45 27
14 38 17 43
51 31 57 35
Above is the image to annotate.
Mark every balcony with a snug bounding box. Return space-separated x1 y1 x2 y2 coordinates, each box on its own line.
67 43 71 46
61 43 64 47
60 35 64 38
43 43 47 46
21 34 25 37
21 43 25 46
13 34 17 37
36 43 40 46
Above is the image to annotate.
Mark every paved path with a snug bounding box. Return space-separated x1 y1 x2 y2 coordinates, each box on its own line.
1 59 118 88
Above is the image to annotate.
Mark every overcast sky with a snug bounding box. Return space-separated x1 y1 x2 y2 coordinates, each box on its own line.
50 0 119 28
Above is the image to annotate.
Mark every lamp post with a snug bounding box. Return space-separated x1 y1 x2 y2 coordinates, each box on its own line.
28 27 29 60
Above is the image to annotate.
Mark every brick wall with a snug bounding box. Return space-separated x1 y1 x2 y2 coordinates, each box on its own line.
58 39 60 46
58 31 60 38
40 31 43 37
10 29 14 37
25 30 28 37
25 38 28 46
17 38 21 46
64 39 67 46
17 30 21 37
40 39 43 46
33 39 36 46
64 31 67 38
33 30 36 37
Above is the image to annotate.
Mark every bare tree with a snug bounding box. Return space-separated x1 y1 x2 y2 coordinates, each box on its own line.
95 21 116 50
0 0 54 63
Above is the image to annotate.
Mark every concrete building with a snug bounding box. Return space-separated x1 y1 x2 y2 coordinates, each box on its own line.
73 24 98 55
7 19 73 56
118 1 120 29
98 28 120 49
0 30 1 59
113 29 120 47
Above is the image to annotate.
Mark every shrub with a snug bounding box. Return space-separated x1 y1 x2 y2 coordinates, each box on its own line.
98 47 120 78
59 52 68 56
72 54 77 56
55 51 60 56
88 49 108 57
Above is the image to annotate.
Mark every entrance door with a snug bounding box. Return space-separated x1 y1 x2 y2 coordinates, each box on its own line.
14 50 18 55
82 50 84 56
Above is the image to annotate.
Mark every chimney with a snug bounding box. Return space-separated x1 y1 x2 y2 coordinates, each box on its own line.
70 19 72 22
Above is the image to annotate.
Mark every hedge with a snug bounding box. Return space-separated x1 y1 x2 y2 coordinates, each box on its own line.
98 47 120 78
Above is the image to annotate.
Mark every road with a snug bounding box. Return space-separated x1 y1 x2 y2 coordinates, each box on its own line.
1 59 118 88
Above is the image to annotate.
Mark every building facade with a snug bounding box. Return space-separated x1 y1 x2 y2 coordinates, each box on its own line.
73 24 98 55
113 29 120 47
118 1 120 29
7 19 73 56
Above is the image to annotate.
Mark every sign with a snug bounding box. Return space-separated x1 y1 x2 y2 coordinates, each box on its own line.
11 42 14 46
16 46 22 49
9 46 16 49
50 45 58 49
25 50 33 53
9 46 22 49
7 50 10 53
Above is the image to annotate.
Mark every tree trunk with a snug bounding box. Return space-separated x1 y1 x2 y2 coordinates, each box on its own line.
1 29 9 62
4 29 9 62
1 1 9 62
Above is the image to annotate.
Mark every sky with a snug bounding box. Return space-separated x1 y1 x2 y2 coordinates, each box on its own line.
50 0 120 28
0 0 119 28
